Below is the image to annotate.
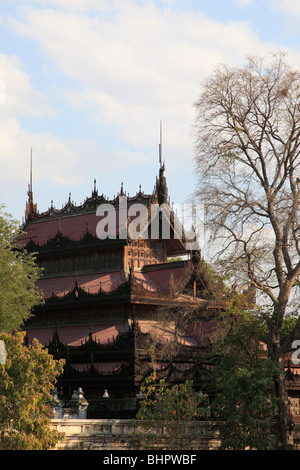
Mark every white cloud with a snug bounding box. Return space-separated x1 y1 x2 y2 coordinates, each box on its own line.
8 2 275 154
0 118 149 189
17 0 112 13
3 0 296 221
0 119 80 186
0 53 53 117
271 0 300 17
233 0 253 6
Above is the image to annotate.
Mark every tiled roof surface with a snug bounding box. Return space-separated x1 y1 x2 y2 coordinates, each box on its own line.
26 322 128 347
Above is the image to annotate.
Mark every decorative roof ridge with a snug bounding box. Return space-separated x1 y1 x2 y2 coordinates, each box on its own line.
44 275 132 304
22 185 156 227
44 322 135 355
43 263 191 304
22 224 126 252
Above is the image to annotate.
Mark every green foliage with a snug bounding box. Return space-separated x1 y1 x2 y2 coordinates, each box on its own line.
136 375 207 422
167 256 184 263
0 331 65 450
280 313 299 342
0 207 44 332
134 375 209 448
214 362 278 450
208 314 279 450
195 258 228 299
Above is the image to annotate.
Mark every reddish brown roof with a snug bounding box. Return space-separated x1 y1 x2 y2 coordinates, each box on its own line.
17 211 118 247
17 208 188 254
134 265 186 294
26 322 128 347
36 271 124 298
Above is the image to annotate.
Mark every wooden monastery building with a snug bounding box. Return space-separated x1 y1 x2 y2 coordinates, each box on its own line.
16 159 228 418
16 158 300 418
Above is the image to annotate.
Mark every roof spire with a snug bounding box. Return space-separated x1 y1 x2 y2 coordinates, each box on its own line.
159 120 162 167
154 121 167 205
25 147 37 222
30 147 33 194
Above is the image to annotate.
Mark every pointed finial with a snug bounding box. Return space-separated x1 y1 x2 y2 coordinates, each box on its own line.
159 120 162 167
30 147 33 193
92 178 98 197
25 147 37 221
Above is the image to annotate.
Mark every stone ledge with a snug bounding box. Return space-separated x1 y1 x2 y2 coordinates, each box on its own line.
51 419 222 450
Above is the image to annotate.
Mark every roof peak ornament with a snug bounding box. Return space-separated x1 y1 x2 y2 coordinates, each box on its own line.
23 125 171 224
155 120 168 204
92 178 98 198
159 119 163 167
25 147 38 222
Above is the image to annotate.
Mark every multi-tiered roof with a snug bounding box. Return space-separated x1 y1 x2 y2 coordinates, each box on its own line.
17 161 227 417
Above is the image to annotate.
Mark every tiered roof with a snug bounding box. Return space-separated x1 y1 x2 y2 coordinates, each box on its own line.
17 161 228 417
17 163 203 308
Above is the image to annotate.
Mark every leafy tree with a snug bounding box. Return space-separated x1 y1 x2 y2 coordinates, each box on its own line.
0 206 44 332
208 312 279 450
194 51 300 449
134 375 209 448
0 331 65 450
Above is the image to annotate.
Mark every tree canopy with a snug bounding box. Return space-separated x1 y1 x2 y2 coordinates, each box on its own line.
134 375 208 449
0 206 43 333
208 312 279 450
0 206 64 450
193 51 300 448
0 331 64 450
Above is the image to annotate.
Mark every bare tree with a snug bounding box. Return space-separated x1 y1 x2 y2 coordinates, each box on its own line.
193 51 300 449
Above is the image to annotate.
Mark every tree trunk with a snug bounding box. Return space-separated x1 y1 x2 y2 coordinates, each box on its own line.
269 338 294 449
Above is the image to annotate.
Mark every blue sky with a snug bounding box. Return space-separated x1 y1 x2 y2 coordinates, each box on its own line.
1 0 300 224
